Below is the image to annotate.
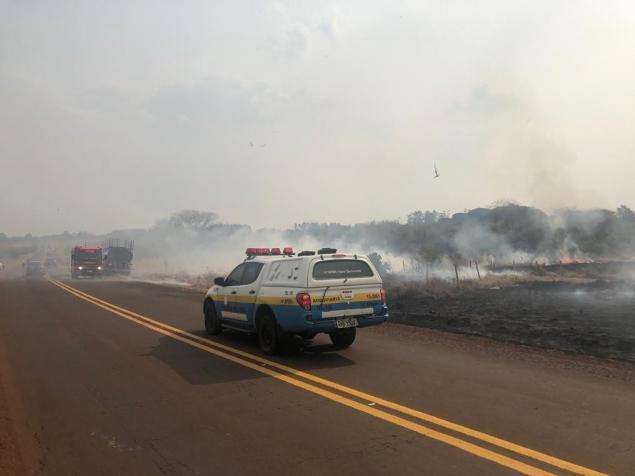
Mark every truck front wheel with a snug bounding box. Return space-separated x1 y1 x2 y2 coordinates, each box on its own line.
329 328 356 349
204 300 222 336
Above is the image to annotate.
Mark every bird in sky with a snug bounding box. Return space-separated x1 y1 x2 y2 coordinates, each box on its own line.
433 162 440 179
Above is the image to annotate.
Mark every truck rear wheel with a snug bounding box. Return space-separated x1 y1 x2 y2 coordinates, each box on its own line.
329 328 356 349
204 300 222 335
258 313 280 355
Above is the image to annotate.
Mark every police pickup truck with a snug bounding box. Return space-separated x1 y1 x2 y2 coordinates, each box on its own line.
203 247 388 354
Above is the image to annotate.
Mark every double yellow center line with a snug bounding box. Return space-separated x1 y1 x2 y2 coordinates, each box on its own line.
49 279 606 476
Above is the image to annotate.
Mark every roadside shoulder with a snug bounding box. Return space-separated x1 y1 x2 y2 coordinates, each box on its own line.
0 333 40 475
368 322 635 384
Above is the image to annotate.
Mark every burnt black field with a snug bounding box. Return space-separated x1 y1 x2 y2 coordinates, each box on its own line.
389 272 635 362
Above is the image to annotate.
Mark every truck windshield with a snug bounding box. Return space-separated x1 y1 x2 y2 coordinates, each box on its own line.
312 260 374 280
75 251 101 260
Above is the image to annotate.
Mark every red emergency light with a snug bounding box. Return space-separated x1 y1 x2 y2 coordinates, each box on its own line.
246 247 271 256
246 247 294 257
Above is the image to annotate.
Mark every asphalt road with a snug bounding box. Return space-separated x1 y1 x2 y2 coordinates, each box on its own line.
0 279 634 475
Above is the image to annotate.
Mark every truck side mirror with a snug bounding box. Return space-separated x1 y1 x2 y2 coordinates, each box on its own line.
214 277 225 286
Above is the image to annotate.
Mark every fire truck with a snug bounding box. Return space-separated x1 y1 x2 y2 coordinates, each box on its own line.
71 246 103 279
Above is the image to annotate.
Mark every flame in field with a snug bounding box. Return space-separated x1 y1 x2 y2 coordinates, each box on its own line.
560 255 593 264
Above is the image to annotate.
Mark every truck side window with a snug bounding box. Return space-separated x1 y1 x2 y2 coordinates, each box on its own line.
242 262 263 285
225 264 246 286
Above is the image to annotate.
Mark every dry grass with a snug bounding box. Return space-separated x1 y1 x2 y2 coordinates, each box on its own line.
381 267 604 301
187 272 219 290
136 271 219 290
138 262 635 299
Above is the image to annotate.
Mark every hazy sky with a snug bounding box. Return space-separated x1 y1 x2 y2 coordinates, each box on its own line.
2 1 635 235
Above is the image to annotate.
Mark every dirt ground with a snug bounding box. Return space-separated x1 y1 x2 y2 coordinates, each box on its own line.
388 278 635 362
0 334 37 476
0 379 22 476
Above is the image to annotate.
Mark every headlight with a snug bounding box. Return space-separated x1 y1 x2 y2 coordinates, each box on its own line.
77 266 83 270
97 266 102 270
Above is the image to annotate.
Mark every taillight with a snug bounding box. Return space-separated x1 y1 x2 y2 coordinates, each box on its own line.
296 292 312 310
380 288 387 303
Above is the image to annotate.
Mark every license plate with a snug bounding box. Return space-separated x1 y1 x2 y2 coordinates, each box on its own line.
335 318 358 329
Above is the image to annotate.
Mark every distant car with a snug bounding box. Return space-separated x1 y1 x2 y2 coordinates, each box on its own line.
203 247 389 354
25 260 46 279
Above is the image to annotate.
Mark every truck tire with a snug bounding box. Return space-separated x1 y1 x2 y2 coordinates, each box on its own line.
329 327 356 349
204 300 222 335
258 313 280 355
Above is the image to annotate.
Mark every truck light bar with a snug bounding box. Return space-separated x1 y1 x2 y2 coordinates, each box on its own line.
246 247 295 257
246 248 270 256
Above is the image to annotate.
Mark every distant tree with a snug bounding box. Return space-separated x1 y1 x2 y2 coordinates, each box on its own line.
156 210 219 230
416 241 444 281
485 204 550 253
558 209 619 258
617 205 635 222
407 210 440 225
544 227 567 260
367 252 391 277
407 210 425 225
